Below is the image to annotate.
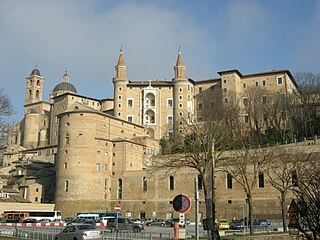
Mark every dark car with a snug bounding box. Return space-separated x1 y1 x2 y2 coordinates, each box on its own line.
106 218 143 232
55 224 103 240
257 219 270 227
230 220 244 230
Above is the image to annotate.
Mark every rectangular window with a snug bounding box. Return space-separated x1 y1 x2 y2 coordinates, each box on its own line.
167 99 173 107
127 99 133 107
258 172 265 188
167 115 173 125
227 173 233 189
243 97 248 106
104 164 108 171
262 95 267 104
198 103 203 110
262 112 268 122
199 87 202 93
64 163 67 169
127 116 133 123
244 115 249 123
278 93 286 102
262 80 266 86
277 77 283 85
96 163 100 171
255 81 258 87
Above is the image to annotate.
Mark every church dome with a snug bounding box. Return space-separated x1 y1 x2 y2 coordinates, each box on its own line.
30 68 41 76
52 82 77 94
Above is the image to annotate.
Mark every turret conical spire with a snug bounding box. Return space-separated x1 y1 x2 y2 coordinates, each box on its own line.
117 46 125 66
176 46 185 66
174 46 186 78
114 47 128 80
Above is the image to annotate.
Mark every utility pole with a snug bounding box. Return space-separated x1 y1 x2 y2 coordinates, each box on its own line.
211 139 217 240
194 177 199 240
206 139 216 240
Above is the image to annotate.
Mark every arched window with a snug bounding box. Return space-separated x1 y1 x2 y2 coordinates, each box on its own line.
65 180 69 192
198 175 203 190
37 80 40 86
169 176 174 190
35 90 39 98
65 134 70 145
143 177 147 192
258 172 264 188
292 171 298 186
29 89 32 99
227 173 233 189
118 178 123 199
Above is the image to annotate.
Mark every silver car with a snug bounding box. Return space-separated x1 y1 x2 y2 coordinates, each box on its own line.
55 224 103 240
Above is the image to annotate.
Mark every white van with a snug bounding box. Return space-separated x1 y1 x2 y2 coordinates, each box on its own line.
77 214 99 222
101 216 114 225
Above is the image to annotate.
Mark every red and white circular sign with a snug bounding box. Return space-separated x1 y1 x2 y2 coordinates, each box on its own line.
114 204 121 212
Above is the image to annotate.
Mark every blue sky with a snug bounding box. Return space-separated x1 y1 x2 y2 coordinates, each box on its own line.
0 0 319 122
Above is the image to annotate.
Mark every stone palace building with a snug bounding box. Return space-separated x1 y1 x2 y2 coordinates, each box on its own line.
1 48 307 220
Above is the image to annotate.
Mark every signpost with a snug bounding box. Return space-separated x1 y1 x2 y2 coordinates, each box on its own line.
172 194 191 240
173 194 191 213
114 204 121 212
114 204 121 232
287 199 299 230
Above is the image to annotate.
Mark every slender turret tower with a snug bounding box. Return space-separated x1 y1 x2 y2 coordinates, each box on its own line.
113 47 129 120
173 47 189 133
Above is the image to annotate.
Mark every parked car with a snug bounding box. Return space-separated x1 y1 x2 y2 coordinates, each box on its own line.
257 219 270 227
230 220 244 230
218 219 230 230
55 224 103 240
22 218 38 223
106 218 143 232
148 219 166 226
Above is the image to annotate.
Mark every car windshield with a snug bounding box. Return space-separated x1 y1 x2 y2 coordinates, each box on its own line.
78 225 96 230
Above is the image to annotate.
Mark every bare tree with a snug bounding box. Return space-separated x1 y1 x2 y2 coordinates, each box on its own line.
221 145 274 234
291 153 320 240
291 72 320 138
0 87 14 146
266 149 306 232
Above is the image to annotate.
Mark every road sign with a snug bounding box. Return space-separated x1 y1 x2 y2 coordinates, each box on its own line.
288 215 299 228
173 194 191 213
114 204 121 212
287 199 298 214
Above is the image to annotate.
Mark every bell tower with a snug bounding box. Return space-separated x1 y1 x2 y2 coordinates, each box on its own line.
25 67 44 107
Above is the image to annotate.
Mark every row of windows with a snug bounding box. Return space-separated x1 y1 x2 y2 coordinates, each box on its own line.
243 111 286 124
63 170 299 196
223 77 284 89
226 171 298 189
